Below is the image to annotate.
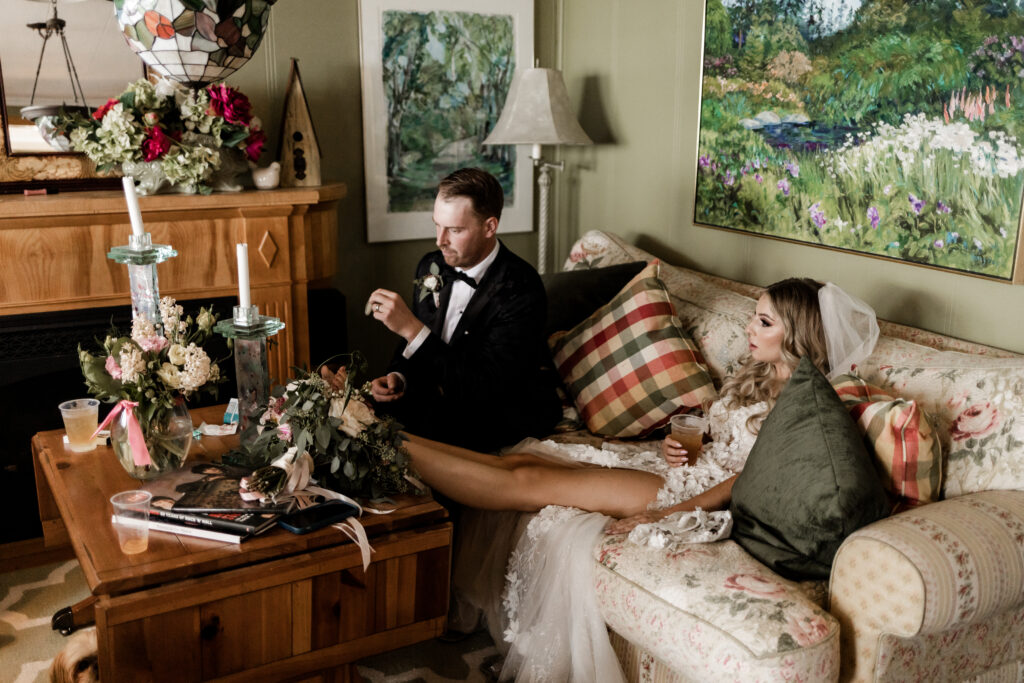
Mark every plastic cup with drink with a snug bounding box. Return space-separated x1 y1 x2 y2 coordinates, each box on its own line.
668 414 707 466
58 398 100 452
110 490 152 555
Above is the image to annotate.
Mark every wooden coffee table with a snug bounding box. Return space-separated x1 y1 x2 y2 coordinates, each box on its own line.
33 405 451 681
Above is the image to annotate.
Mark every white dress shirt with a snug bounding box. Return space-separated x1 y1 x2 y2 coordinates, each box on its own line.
402 241 500 358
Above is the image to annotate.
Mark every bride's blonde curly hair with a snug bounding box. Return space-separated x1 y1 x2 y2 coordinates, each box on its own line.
717 278 829 429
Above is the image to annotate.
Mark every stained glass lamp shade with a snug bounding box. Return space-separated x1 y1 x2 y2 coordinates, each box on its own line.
114 0 277 87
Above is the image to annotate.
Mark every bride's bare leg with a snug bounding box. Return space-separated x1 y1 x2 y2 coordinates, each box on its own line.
403 432 568 470
404 438 663 518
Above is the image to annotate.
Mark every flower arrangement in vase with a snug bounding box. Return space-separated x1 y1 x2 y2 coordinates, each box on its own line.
227 353 415 501
79 297 227 479
55 78 266 195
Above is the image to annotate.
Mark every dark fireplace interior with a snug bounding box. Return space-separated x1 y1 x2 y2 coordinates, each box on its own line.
0 287 346 544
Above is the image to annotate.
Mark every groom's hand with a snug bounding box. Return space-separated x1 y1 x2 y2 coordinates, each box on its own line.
370 373 405 402
366 289 425 343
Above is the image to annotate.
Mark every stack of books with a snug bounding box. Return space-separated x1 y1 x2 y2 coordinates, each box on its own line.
141 462 293 543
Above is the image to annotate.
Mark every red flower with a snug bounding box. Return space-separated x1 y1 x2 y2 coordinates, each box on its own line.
141 126 173 162
244 127 266 162
92 98 119 121
206 83 252 126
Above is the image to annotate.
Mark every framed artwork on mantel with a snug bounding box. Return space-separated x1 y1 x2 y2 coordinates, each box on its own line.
693 0 1024 283
358 0 534 243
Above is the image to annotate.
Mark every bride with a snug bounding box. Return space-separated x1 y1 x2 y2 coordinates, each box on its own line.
403 277 878 682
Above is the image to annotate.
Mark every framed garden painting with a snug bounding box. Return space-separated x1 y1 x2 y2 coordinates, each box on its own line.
694 0 1024 282
359 0 534 243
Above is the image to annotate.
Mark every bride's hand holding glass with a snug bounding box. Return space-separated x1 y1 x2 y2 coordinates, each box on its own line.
662 435 690 467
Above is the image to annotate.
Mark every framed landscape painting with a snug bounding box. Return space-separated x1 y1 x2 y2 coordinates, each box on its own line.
694 0 1024 282
359 0 534 243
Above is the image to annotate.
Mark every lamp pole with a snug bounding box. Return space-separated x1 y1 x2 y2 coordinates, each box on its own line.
530 143 564 275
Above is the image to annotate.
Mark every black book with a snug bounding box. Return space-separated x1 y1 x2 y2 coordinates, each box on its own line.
148 506 280 536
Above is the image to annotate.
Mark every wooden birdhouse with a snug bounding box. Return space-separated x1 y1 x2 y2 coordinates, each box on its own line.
278 59 322 187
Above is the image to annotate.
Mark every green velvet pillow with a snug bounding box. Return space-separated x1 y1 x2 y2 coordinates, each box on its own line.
729 357 890 580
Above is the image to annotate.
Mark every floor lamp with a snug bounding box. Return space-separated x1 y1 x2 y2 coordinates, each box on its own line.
483 68 592 273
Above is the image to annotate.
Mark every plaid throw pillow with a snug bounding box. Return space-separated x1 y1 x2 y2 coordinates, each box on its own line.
832 374 943 507
549 261 717 437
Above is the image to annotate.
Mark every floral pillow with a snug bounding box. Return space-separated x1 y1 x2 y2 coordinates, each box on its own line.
832 374 943 507
857 337 1024 498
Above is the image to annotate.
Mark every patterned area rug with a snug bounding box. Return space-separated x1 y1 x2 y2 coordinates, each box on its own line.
0 560 499 682
0 560 87 683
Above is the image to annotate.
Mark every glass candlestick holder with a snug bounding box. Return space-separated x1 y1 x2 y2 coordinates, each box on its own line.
107 233 177 327
214 305 286 444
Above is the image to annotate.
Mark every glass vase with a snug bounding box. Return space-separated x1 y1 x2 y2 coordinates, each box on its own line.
111 400 194 480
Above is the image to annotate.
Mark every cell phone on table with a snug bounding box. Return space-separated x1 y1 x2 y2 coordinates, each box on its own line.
277 500 360 534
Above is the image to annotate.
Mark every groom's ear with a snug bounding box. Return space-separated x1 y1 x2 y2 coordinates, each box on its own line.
483 216 499 238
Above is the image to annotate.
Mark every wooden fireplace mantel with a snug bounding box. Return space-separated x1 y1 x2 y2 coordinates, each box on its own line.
0 183 346 381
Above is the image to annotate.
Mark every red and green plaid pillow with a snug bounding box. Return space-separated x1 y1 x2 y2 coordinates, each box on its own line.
832 374 943 507
549 261 717 437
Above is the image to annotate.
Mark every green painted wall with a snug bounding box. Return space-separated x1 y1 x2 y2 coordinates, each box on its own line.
552 0 1024 354
227 0 553 373
233 0 1024 369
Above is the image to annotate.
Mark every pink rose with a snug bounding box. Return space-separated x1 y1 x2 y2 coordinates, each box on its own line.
105 355 122 379
244 127 266 162
723 573 787 598
786 613 830 647
950 402 999 441
141 126 173 162
278 423 293 442
137 335 169 353
206 83 252 126
142 111 160 127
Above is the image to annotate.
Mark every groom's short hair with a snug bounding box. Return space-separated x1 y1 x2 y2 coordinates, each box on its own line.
438 167 504 222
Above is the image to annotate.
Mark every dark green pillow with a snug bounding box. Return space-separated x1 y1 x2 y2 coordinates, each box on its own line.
729 356 890 580
541 261 647 336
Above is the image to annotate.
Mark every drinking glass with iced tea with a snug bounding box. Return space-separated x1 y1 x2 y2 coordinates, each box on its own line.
669 414 707 466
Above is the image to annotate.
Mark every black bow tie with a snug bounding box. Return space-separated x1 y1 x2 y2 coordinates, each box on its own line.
443 266 477 289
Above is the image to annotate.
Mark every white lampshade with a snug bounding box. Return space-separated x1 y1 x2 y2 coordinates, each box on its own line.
484 68 593 147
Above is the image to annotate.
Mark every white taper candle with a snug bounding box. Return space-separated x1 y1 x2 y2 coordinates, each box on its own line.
236 243 251 309
122 176 145 237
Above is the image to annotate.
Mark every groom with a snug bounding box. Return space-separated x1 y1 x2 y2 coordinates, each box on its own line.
365 168 561 452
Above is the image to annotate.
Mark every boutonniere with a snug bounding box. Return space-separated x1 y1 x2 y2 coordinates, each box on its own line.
413 261 445 306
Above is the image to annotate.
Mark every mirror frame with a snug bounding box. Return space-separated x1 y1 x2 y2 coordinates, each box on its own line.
0 59 119 194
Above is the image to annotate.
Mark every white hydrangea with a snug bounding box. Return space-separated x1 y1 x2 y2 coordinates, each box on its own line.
118 345 146 384
179 344 211 393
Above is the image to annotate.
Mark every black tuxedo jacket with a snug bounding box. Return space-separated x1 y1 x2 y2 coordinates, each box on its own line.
387 242 561 452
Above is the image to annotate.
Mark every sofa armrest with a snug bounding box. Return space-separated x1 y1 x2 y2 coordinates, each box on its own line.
828 489 1024 680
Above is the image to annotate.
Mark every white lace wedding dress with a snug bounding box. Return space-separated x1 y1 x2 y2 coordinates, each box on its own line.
486 400 766 682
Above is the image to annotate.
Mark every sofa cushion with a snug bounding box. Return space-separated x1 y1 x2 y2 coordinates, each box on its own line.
593 535 839 675
541 261 647 336
549 261 717 438
832 374 944 507
563 230 1024 497
730 357 891 580
857 338 1024 498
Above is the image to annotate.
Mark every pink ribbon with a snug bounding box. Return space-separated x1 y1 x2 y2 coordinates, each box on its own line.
93 400 152 467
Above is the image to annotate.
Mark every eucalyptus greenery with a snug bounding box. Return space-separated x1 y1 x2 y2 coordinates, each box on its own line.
227 353 413 499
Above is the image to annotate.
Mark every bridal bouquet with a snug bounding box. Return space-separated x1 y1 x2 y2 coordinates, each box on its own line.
55 78 266 194
229 353 414 500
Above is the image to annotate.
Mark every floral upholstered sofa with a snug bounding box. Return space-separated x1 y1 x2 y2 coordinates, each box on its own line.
456 230 1024 683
